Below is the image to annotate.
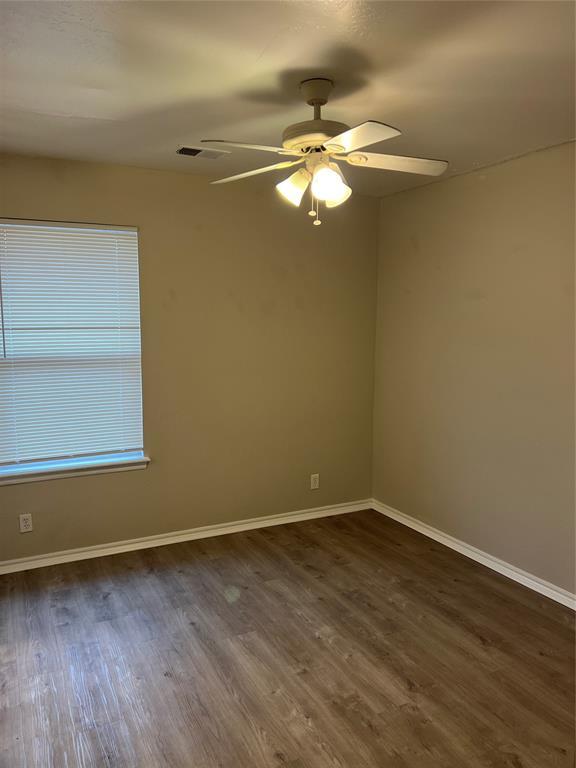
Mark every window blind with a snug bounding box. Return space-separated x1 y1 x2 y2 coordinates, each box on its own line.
0 220 146 481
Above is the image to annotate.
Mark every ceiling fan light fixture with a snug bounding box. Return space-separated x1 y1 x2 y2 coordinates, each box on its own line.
311 162 350 205
276 168 311 206
203 77 448 224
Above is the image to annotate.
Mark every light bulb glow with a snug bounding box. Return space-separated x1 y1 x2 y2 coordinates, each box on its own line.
311 165 343 201
311 163 352 206
276 168 311 207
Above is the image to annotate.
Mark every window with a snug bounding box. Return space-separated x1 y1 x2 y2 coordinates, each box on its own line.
0 220 148 484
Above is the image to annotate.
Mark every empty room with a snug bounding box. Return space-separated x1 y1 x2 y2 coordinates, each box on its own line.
0 1 574 766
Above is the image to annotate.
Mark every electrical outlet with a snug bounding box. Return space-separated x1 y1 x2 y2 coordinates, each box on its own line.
19 513 33 533
310 473 320 490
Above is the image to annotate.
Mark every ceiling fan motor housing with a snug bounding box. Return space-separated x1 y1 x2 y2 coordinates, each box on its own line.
282 119 350 152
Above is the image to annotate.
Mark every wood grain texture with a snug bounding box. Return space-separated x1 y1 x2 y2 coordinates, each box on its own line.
1 510 574 767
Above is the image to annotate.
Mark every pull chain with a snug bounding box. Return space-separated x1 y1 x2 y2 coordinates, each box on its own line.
308 185 316 218
313 195 321 226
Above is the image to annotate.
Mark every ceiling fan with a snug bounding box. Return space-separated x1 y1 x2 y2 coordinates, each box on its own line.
201 78 448 225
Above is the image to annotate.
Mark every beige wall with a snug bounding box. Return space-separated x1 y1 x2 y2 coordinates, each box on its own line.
2 145 574 594
373 142 575 591
0 154 379 561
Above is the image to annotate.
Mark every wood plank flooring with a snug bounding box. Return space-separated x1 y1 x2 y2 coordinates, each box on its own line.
1 509 574 767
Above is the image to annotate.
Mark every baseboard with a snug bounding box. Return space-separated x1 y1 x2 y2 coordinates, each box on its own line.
372 499 576 610
0 499 371 576
3 497 573 610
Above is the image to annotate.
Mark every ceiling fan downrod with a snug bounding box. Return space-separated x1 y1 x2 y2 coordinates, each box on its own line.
299 77 334 121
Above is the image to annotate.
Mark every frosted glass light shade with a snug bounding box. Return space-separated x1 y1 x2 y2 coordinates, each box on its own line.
276 168 311 206
311 163 352 206
325 184 352 207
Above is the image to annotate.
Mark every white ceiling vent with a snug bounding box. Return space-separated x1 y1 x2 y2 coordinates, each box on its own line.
176 146 228 160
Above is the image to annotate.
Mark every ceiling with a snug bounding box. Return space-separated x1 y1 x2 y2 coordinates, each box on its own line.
1 1 574 197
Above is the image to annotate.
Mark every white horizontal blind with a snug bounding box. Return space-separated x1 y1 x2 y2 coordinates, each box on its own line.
0 221 144 473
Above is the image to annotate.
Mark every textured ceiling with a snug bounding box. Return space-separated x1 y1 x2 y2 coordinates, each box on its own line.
0 1 574 197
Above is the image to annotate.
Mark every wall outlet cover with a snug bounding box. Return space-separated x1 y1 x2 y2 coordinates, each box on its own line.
19 513 33 533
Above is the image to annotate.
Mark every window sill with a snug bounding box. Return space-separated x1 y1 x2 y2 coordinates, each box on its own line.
0 453 150 486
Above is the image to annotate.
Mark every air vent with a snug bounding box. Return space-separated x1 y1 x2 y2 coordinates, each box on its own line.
177 147 226 160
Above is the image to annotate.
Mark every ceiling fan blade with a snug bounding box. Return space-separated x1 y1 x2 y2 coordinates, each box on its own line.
201 139 299 156
211 159 304 185
343 152 448 176
324 121 401 153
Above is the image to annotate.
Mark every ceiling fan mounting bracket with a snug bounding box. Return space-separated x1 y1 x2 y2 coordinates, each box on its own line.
299 78 334 107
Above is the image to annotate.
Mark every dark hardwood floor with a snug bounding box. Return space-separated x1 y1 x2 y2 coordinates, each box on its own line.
1 509 574 767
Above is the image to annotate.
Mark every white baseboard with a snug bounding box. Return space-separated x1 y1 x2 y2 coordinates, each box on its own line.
0 499 371 576
3 497 573 611
372 499 576 610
